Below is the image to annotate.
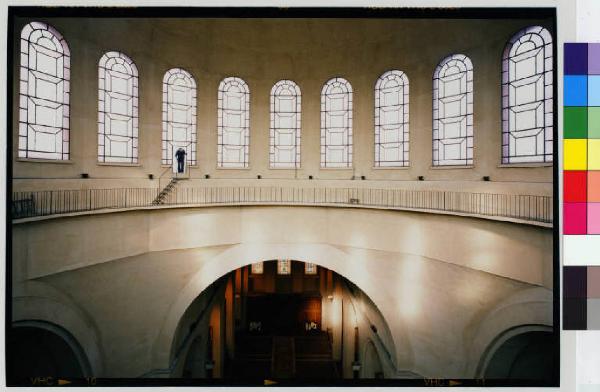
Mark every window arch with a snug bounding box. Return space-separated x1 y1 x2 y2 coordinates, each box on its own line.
98 51 139 163
162 68 197 166
321 77 353 168
19 22 70 160
270 80 301 168
375 70 409 167
502 26 553 163
218 77 250 168
433 54 473 166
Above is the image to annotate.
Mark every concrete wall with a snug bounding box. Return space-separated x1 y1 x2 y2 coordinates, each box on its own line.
11 206 553 378
13 206 553 286
12 17 553 191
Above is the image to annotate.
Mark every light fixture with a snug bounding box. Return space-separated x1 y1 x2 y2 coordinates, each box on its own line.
328 295 334 301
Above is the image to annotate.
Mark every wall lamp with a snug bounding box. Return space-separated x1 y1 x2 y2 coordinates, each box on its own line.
309 175 313 180
81 173 89 179
148 174 154 180
418 176 424 181
257 175 262 179
205 174 210 179
483 176 490 181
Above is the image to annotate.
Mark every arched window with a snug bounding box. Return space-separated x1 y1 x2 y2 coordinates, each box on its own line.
502 26 553 163
218 77 250 168
375 70 409 167
321 77 353 168
270 80 301 168
433 54 473 166
19 22 70 160
162 68 197 166
98 51 139 163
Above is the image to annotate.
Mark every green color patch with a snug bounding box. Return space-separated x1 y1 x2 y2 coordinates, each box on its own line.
564 107 588 139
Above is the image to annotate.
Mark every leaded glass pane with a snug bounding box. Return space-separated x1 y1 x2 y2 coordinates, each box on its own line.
270 80 301 168
502 26 553 163
218 77 250 168
98 51 139 163
19 22 70 160
321 78 353 168
162 68 197 165
432 54 473 166
375 70 409 167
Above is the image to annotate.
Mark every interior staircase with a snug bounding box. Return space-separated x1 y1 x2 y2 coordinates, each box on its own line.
152 178 179 205
228 331 339 381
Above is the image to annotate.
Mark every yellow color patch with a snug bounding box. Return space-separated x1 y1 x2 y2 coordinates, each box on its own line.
564 139 588 170
589 139 600 170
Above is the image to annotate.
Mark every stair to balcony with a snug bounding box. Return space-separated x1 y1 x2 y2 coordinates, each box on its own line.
152 178 179 205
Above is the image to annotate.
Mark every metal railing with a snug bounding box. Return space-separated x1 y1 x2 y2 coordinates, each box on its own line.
11 186 553 224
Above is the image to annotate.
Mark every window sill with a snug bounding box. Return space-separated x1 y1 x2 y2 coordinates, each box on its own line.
216 166 251 170
160 165 199 168
269 166 302 170
16 158 73 164
498 163 553 168
97 162 141 167
372 166 411 170
319 167 354 171
430 165 474 170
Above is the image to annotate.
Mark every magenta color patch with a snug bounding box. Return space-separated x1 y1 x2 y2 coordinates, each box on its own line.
564 202 588 234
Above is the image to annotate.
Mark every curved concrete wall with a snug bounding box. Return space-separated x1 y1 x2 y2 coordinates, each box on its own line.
13 206 553 286
11 206 553 378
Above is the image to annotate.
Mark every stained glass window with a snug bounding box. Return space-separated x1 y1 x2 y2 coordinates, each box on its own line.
502 26 553 163
251 262 264 275
375 70 409 167
98 51 139 163
270 80 301 168
19 22 70 160
321 77 353 168
162 68 197 165
432 54 473 166
304 262 317 275
218 77 249 168
277 259 291 275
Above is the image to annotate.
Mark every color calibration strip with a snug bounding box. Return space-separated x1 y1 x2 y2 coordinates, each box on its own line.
564 43 600 235
563 266 600 330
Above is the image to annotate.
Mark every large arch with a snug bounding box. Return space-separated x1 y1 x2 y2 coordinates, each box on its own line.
466 286 553 378
9 320 92 378
12 281 105 376
150 243 404 376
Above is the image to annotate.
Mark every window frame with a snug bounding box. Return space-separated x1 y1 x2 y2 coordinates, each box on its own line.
320 77 353 168
18 21 71 161
161 67 197 166
501 25 553 164
432 53 474 167
270 79 301 169
97 51 139 164
217 76 250 168
374 70 410 167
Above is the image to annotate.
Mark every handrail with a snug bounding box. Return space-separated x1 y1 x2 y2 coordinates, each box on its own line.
11 186 553 224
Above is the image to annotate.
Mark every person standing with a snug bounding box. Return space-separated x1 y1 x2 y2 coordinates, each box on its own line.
175 148 186 173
